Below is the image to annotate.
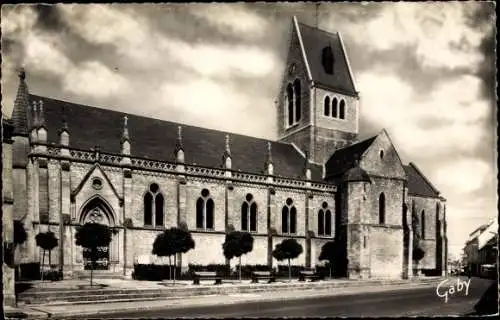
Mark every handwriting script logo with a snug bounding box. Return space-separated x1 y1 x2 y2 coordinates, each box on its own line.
436 278 471 303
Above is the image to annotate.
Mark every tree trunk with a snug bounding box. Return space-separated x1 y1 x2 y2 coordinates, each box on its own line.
288 258 291 282
48 249 52 270
90 247 95 287
169 256 172 282
329 262 332 279
239 256 242 283
173 254 177 284
41 250 45 282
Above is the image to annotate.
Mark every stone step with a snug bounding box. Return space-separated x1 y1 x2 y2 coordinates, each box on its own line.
18 278 440 305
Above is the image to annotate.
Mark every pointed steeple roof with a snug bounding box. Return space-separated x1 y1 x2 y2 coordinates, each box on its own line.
12 67 31 136
293 17 358 96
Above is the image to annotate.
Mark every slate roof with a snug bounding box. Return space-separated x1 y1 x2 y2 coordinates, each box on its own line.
27 94 324 182
404 163 441 198
324 136 377 179
296 21 357 97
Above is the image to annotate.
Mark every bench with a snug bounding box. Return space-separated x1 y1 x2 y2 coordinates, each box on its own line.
193 271 222 285
299 270 320 282
251 271 276 284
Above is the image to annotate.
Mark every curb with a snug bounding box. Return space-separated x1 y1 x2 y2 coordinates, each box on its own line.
24 281 441 318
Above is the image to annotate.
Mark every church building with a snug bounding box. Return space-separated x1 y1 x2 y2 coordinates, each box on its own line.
5 17 448 280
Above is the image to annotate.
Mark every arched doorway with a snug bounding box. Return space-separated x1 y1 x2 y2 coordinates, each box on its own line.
79 197 116 271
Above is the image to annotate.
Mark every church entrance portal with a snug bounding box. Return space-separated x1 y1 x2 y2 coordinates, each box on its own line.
80 198 115 271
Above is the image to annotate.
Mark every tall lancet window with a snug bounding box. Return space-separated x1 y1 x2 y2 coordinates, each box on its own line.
324 96 330 116
294 79 301 123
196 189 215 230
339 99 346 119
379 193 385 224
282 198 297 234
241 193 258 232
318 202 332 236
421 210 426 239
286 84 294 126
144 183 164 227
332 97 338 118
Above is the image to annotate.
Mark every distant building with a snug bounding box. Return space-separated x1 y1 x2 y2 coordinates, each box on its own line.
464 219 498 276
5 17 447 280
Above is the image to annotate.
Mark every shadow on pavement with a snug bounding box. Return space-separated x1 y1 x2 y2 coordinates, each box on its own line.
15 282 33 295
471 281 499 316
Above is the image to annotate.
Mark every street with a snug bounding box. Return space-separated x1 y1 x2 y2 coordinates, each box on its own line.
65 277 496 318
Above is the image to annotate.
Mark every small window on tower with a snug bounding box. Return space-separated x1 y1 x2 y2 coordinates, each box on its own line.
322 46 334 75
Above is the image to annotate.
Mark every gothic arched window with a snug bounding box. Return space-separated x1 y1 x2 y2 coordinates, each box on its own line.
144 183 164 227
290 207 297 234
318 202 332 236
196 189 214 230
339 99 346 119
325 210 332 236
286 84 294 126
250 202 257 232
324 96 330 116
318 210 325 236
241 194 258 232
421 210 426 239
379 193 386 224
282 198 297 234
294 79 301 123
281 207 289 233
332 97 338 118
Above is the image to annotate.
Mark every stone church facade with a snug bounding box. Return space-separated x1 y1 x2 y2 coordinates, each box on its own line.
5 17 447 280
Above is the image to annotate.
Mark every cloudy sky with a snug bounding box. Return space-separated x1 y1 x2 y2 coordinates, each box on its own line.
1 3 496 259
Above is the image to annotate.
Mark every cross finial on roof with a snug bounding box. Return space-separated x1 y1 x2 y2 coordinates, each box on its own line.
122 115 129 141
19 67 26 80
224 134 231 157
38 100 45 127
175 125 184 155
61 105 69 133
266 141 273 165
32 101 39 128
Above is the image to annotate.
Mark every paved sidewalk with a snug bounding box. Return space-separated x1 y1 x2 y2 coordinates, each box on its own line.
19 276 443 291
11 280 440 319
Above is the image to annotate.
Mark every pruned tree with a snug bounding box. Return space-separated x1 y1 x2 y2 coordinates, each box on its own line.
35 231 58 281
75 223 112 287
318 241 341 279
170 227 195 283
222 231 254 282
152 230 176 280
272 238 303 282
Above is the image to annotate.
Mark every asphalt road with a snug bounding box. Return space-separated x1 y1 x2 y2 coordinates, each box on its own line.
69 277 497 318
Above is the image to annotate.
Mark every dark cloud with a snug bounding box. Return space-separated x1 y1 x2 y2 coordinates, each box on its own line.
33 4 66 31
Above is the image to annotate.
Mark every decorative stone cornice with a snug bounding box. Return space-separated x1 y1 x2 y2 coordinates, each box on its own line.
32 146 337 192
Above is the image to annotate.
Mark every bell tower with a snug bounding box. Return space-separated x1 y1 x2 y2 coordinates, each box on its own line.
277 17 360 165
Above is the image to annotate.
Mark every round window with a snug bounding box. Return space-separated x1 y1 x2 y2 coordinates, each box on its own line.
286 198 293 206
201 189 210 197
92 178 103 190
246 194 253 202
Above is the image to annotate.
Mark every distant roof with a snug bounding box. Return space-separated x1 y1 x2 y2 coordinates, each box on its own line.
296 21 358 97
324 136 376 179
26 94 324 182
404 163 441 198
